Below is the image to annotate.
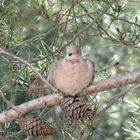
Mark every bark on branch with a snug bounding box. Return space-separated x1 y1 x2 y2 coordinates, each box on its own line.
0 71 140 122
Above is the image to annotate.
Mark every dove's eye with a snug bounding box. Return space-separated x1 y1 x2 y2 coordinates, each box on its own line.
68 53 72 56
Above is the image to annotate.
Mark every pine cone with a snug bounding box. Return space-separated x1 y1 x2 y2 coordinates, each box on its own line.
20 116 55 136
60 97 96 123
27 77 48 97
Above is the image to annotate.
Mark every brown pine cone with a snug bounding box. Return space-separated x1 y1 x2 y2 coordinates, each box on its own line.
27 77 48 97
60 97 96 123
20 116 55 137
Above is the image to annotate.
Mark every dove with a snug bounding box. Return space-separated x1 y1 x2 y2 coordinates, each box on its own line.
47 45 95 96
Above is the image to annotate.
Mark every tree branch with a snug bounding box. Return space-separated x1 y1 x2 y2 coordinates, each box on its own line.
0 71 140 122
0 48 57 92
94 83 140 119
0 93 63 122
81 71 140 96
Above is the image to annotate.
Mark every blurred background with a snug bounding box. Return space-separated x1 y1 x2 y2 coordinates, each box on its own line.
0 0 140 139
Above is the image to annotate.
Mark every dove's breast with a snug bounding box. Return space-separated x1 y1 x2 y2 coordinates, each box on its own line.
53 59 94 96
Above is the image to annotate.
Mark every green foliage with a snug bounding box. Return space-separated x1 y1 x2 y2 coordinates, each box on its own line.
124 93 140 140
0 0 140 139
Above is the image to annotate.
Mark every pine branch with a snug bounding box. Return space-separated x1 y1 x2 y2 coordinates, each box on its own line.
0 71 140 122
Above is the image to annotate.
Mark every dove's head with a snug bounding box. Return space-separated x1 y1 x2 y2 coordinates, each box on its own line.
65 45 81 61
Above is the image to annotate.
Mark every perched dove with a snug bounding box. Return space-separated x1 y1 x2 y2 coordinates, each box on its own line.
47 45 95 96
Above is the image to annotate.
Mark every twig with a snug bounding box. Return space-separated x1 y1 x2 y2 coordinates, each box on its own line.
106 12 140 27
77 126 85 140
45 0 118 59
0 48 57 93
0 90 22 118
78 1 140 50
0 90 15 108
94 83 140 118
8 0 117 63
8 1 90 49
